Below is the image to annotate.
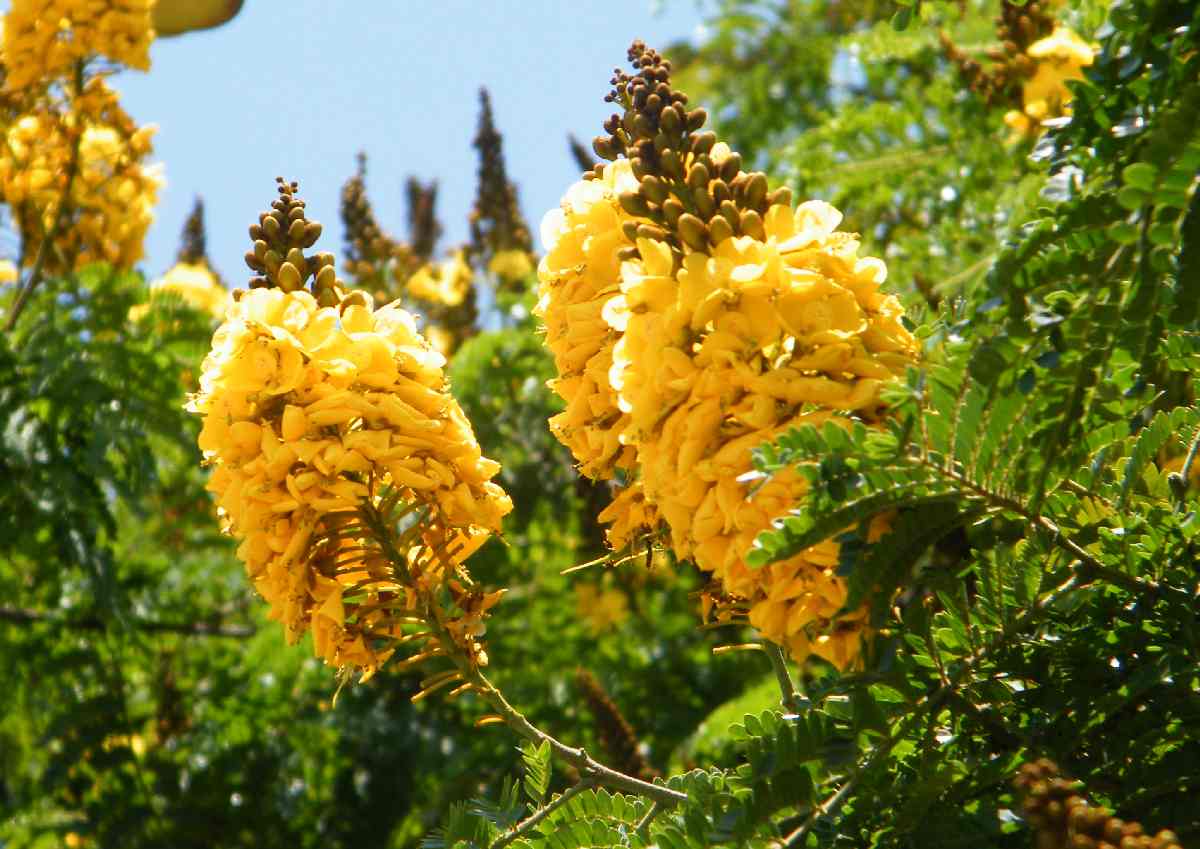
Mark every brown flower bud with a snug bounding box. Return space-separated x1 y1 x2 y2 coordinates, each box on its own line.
767 186 793 207
287 218 306 243
622 221 641 242
593 135 616 160
691 131 716 156
719 200 740 229
286 247 306 271
740 209 765 240
244 250 264 271
744 172 768 209
719 153 743 183
248 276 269 289
302 221 323 248
253 239 268 260
263 215 281 240
659 105 681 135
687 162 710 189
712 179 732 206
636 223 667 242
686 108 707 131
315 265 336 291
693 186 716 219
249 223 264 241
677 213 709 251
264 250 282 275
277 262 302 291
661 198 683 227
619 191 651 217
641 175 669 204
660 148 684 179
617 246 640 261
708 215 733 245
287 206 306 223
317 287 340 308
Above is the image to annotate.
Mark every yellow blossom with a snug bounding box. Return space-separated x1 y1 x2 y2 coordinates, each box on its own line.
0 79 162 273
535 158 640 481
488 248 534 285
188 286 511 676
0 259 17 284
1009 26 1095 139
407 250 472 307
132 261 227 321
575 582 630 635
1 0 154 92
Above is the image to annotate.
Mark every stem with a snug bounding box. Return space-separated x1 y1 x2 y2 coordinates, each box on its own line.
468 666 686 806
490 780 594 849
763 640 802 714
634 800 661 837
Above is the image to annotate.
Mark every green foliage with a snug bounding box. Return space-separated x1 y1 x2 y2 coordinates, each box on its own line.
3 0 1198 846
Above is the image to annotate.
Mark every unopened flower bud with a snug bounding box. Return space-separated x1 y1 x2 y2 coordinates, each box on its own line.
708 215 733 245
263 216 281 240
619 191 651 217
302 221 323 248
641 175 669 204
687 162 710 189
277 262 302 291
677 213 709 251
744 172 768 209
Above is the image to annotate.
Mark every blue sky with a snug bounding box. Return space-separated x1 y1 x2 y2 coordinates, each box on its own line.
117 1 706 282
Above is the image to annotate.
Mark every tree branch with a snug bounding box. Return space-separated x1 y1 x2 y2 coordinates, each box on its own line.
490 780 594 849
764 640 803 714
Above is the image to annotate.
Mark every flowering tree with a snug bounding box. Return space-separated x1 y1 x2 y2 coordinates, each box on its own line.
1 0 1198 848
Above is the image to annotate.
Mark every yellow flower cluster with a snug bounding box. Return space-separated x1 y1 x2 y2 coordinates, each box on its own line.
132 261 227 321
487 248 534 287
535 158 640 481
1004 26 1095 139
407 250 472 308
0 259 16 284
0 79 161 272
189 287 512 675
1 0 153 92
538 141 918 667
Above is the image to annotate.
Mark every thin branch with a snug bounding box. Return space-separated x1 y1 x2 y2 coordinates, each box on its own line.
468 666 687 806
0 606 255 638
490 780 593 849
634 800 661 838
763 640 803 714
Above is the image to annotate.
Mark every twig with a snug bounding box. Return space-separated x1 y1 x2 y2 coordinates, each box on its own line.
468 666 686 807
490 780 593 849
0 606 255 638
763 640 803 714
634 800 661 837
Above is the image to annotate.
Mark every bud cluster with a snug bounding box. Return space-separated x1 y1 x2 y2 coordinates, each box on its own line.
1014 760 1185 849
243 178 337 303
590 40 791 261
940 0 1055 107
468 88 535 295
